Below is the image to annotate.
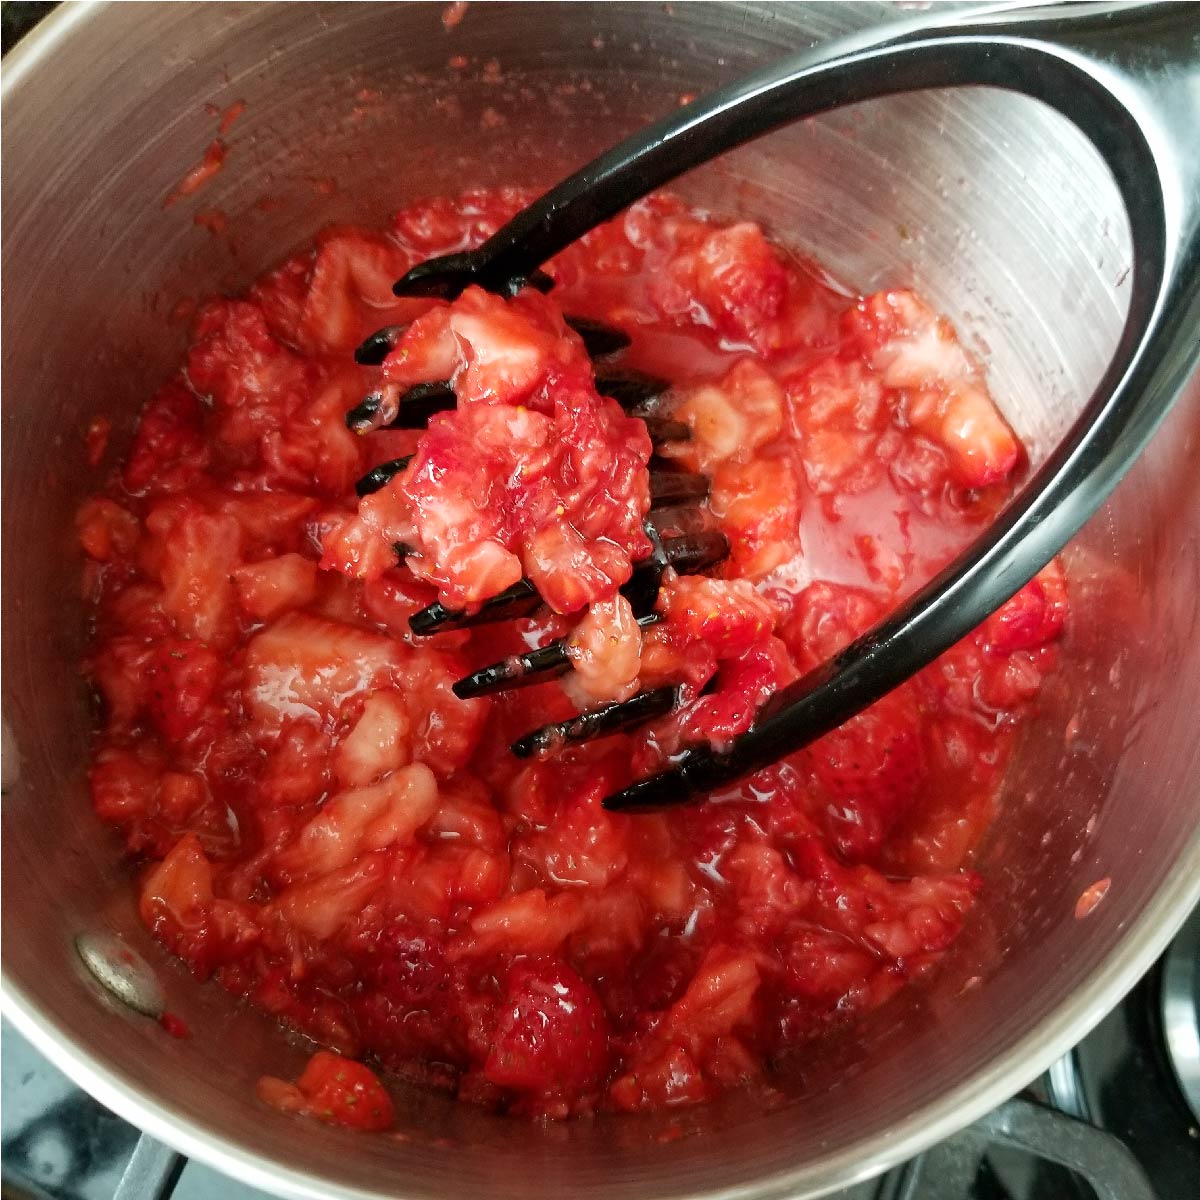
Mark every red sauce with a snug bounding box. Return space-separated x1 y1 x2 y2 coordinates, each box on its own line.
84 416 111 468
441 1 469 30
159 1011 190 1039
193 208 229 238
79 189 1068 1120
1075 877 1111 920
218 100 247 136
163 140 227 209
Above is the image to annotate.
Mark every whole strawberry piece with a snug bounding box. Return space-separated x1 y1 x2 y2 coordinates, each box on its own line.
485 958 611 1100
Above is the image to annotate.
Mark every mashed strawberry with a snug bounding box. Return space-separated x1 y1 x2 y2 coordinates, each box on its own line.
321 287 653 614
78 189 1064 1121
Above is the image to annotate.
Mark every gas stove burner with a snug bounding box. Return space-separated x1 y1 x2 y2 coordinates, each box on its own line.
1161 903 1200 1124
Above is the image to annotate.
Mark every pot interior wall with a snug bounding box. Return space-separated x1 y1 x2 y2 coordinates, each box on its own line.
3 4 1199 1199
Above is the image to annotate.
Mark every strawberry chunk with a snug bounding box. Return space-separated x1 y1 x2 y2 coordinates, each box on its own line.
684 637 796 743
122 381 211 495
258 371 366 498
844 289 1019 488
657 575 776 658
805 690 927 865
777 581 884 672
328 287 652 612
139 834 257 975
256 720 332 809
709 455 800 579
512 760 630 890
609 1043 709 1112
258 1050 394 1131
76 498 139 562
564 594 643 704
232 554 318 621
204 489 318 557
248 251 311 346
796 838 981 965
139 832 214 945
274 763 438 883
485 959 610 1100
662 359 784 474
187 299 313 413
242 612 404 728
319 485 413 584
786 356 889 497
397 647 487 776
662 945 761 1051
335 690 412 787
147 503 242 649
351 926 470 1067
661 222 790 351
983 561 1068 655
451 889 583 961
90 747 237 859
294 226 419 355
391 187 532 259
144 639 224 744
271 853 388 940
391 842 511 927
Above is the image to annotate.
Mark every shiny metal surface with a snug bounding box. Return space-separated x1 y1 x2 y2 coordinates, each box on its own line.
2 3 1199 1200
512 1 1200 814
74 932 166 1021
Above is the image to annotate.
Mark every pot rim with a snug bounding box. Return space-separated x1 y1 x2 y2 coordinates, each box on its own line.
4 4 1200 1198
7 861 1200 1200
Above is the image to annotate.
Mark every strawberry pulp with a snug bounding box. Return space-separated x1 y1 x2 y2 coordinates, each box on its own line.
78 188 1067 1123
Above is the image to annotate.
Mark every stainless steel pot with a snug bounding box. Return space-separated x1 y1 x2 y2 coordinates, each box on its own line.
3 4 1198 1199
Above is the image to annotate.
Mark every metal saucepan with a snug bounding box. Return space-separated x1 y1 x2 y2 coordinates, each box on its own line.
3 3 1199 1198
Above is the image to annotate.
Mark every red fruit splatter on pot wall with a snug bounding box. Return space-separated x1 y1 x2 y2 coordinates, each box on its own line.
76 188 1067 1120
